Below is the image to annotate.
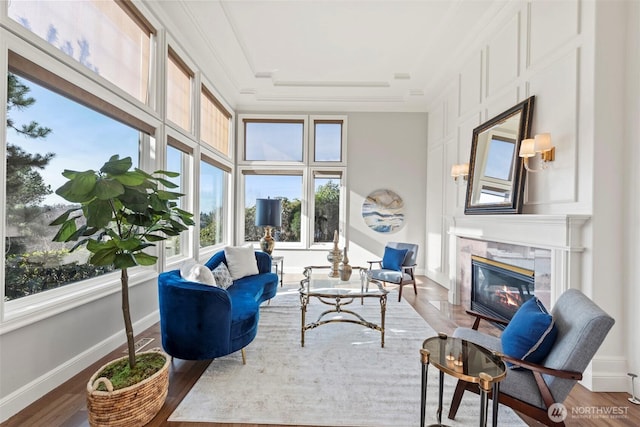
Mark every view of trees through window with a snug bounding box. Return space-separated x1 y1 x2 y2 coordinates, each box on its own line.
4 73 140 301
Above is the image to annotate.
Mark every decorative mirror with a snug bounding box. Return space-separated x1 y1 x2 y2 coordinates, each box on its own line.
464 96 535 214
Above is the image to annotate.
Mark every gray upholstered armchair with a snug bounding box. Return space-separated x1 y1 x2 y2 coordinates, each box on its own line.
367 242 419 302
448 288 615 427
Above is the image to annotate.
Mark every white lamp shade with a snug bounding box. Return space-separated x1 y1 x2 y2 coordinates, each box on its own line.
519 138 535 157
460 163 469 176
534 133 552 152
451 164 459 177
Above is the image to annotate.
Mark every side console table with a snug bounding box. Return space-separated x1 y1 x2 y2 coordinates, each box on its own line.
420 333 506 427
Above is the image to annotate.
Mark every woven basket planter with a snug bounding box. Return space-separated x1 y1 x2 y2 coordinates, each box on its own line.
86 349 170 427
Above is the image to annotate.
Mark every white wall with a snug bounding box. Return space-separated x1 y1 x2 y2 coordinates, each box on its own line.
425 0 635 391
624 0 640 389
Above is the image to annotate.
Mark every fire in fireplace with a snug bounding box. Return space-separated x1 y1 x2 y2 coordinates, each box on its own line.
470 255 535 326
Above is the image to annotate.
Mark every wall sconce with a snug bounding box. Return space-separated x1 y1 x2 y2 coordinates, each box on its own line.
519 133 555 172
451 163 469 182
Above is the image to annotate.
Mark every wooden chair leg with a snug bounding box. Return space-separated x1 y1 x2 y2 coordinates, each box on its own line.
241 348 246 365
413 281 418 295
448 379 469 420
398 283 403 301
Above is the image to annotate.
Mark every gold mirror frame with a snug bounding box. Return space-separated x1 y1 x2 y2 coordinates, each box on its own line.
464 96 535 214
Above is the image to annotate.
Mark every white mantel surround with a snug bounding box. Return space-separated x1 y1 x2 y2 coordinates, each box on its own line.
448 214 591 306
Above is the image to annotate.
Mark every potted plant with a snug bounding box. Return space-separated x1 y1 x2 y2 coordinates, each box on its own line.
50 155 193 426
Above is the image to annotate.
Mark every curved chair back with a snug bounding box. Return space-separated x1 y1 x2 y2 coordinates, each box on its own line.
543 288 615 402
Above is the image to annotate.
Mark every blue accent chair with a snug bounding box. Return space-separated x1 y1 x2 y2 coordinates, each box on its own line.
158 250 278 363
367 242 419 302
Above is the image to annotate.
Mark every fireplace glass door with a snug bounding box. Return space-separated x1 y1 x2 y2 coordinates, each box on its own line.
471 255 535 325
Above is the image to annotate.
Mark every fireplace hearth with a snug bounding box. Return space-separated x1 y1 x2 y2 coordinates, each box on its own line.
471 255 535 327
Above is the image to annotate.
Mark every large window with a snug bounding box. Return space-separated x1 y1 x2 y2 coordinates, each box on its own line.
238 115 346 248
8 0 153 103
4 72 141 301
199 159 227 248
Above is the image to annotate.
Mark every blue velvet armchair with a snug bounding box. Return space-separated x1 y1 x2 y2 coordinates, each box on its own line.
158 250 278 362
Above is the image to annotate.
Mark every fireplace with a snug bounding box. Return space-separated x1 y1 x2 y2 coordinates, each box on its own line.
470 255 535 327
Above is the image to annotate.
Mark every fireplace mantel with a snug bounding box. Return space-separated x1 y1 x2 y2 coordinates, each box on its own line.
448 214 591 305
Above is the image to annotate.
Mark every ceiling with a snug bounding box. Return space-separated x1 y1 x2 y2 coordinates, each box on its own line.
150 0 511 113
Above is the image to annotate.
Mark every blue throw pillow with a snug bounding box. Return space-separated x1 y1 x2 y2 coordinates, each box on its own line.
501 297 558 368
381 246 408 271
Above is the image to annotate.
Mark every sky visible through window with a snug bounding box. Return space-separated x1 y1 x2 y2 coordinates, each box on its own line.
7 76 139 206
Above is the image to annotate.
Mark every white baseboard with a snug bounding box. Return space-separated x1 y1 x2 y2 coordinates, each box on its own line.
581 356 629 392
0 312 160 423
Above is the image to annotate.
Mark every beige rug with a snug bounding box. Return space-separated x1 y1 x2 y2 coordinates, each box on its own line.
169 288 526 426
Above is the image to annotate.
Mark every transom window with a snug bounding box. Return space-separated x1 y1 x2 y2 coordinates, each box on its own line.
8 0 153 104
167 48 193 132
200 85 231 156
243 120 304 162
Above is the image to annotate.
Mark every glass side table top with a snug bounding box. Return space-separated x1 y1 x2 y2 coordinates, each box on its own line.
422 333 506 384
300 266 388 297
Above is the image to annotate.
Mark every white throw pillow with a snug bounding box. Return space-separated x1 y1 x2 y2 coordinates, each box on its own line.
212 263 233 289
224 245 259 280
179 260 216 286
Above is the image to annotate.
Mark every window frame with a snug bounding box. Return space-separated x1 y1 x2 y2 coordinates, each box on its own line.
1 42 163 329
309 115 348 165
236 114 347 250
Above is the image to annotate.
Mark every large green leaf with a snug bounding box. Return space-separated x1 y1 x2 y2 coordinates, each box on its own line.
113 171 147 186
90 248 117 266
100 156 132 175
55 181 91 203
86 199 114 228
93 178 125 200
134 252 157 266
49 207 81 226
153 169 180 178
156 190 182 201
52 220 77 242
154 177 179 189
87 238 116 253
144 234 166 242
114 253 137 269
70 171 97 197
115 237 143 251
119 187 150 212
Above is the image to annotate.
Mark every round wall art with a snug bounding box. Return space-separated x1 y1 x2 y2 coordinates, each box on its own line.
362 189 405 233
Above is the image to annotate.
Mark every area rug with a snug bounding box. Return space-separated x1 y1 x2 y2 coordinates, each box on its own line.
169 288 526 426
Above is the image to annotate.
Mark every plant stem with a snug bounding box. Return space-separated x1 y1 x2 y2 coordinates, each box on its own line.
121 268 136 368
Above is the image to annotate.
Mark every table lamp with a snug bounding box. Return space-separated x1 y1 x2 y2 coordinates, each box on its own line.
255 198 282 255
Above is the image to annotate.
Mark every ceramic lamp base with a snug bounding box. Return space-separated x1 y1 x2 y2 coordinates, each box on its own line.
260 226 275 255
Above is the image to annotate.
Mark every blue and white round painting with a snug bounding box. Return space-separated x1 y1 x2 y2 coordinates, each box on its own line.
362 189 405 233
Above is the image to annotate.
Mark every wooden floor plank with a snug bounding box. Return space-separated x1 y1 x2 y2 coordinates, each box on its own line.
2 275 638 427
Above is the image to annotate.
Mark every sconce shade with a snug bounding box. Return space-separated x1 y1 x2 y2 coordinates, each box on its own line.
450 164 459 177
255 198 282 227
534 133 552 152
460 163 469 176
519 138 536 158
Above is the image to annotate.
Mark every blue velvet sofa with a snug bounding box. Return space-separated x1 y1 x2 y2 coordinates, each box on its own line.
157 250 278 361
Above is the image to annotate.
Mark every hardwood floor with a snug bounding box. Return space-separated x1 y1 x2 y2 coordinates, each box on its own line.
3 275 638 427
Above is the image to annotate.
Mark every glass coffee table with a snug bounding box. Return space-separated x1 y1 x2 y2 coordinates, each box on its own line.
299 265 389 347
420 333 506 427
